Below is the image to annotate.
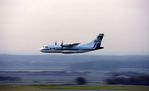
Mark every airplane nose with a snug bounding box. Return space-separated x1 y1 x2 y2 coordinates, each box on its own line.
40 48 43 52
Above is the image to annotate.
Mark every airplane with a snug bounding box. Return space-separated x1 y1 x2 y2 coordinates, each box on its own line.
40 33 104 54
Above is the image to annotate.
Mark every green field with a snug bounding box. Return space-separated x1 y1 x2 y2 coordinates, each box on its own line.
0 85 149 90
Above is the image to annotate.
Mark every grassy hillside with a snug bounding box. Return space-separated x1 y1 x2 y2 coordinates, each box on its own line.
0 85 149 90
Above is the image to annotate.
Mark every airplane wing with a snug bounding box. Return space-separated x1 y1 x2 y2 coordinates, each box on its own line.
62 43 80 47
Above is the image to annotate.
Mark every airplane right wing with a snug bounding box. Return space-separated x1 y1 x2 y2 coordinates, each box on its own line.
62 43 80 47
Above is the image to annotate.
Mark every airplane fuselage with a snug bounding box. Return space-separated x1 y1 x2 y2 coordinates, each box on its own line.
40 44 104 54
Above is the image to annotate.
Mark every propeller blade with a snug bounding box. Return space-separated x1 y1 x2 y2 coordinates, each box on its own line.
55 41 57 45
61 41 63 47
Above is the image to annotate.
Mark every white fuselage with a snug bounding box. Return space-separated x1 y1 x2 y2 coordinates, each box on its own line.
40 44 99 54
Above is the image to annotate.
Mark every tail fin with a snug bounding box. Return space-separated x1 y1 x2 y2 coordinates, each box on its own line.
93 33 104 49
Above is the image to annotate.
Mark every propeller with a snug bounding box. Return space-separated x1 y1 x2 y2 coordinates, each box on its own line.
61 41 63 48
55 41 57 45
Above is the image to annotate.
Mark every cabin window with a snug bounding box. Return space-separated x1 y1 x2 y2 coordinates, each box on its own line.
51 48 55 50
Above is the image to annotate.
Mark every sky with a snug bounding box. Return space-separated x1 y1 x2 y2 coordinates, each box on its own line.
0 0 149 55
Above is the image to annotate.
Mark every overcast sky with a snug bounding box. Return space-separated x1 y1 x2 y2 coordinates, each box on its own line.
0 0 149 55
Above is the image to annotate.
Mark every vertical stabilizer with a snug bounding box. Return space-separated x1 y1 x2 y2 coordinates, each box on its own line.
93 33 104 49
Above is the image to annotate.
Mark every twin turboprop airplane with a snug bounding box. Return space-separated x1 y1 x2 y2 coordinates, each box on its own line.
40 33 104 54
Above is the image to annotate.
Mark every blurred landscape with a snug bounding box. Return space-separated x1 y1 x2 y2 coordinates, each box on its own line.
0 54 149 85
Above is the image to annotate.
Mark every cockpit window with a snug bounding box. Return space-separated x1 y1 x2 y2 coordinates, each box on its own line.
43 45 48 49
